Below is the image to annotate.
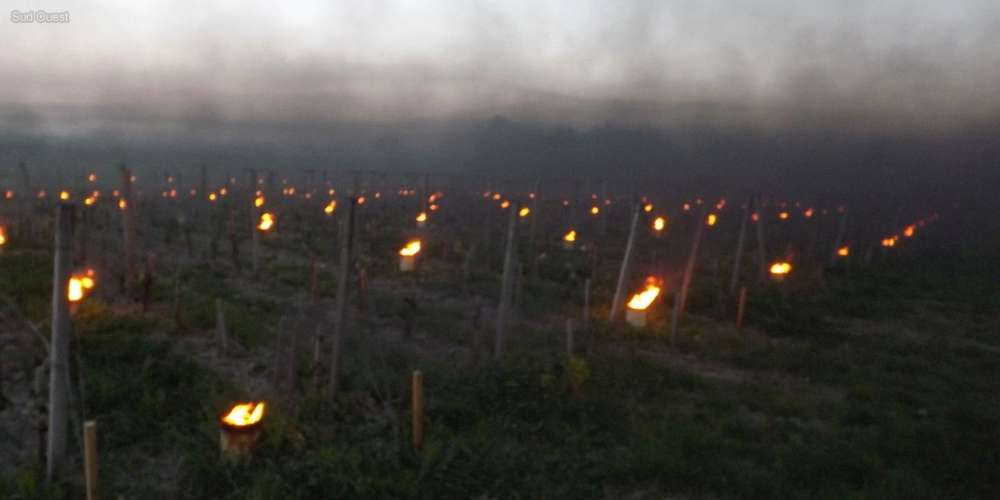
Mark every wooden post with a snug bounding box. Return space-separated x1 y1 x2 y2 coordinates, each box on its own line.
215 298 227 359
120 164 136 288
328 197 357 402
670 205 706 345
753 196 768 284
609 203 641 322
83 420 99 500
736 286 748 331
249 170 261 274
47 203 73 481
728 197 750 295
494 206 518 357
412 370 424 450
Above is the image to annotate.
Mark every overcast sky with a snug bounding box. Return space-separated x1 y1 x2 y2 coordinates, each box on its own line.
3 0 1000 135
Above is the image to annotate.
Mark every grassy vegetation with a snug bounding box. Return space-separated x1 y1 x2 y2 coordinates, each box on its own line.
2 223 999 499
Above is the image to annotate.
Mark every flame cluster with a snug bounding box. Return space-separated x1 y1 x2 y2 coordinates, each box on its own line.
222 402 266 427
627 277 661 311
68 269 97 303
258 212 275 231
769 262 792 276
399 240 421 256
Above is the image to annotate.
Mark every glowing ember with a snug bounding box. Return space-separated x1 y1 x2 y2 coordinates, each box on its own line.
357 196 366 205
706 213 717 226
118 199 127 210
399 240 422 256
324 201 337 215
258 212 275 231
643 203 653 212
59 190 70 201
4 190 14 200
254 195 265 208
590 206 600 215
37 190 46 199
84 196 96 206
769 262 793 276
221 402 266 427
564 229 577 242
837 246 850 257
751 212 759 222
429 204 439 211
682 203 691 211
88 173 97 182
562 200 570 207
804 208 815 218
653 217 666 232
627 278 661 311
903 225 916 238
209 192 218 201
0 227 6 246
68 278 84 302
881 237 897 248
518 207 531 217
220 187 228 196
500 200 510 209
492 193 501 201
415 212 427 222
716 199 726 210
778 211 789 220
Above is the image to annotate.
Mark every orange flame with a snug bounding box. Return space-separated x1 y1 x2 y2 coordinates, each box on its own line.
429 204 439 211
254 195 265 208
209 192 218 201
415 211 427 222
68 277 84 302
59 190 70 201
518 207 531 218
627 278 661 311
643 203 654 213
88 173 97 182
804 208 815 218
837 246 849 257
778 211 789 220
324 200 337 215
220 187 228 196
653 217 666 232
221 402 266 427
590 205 600 216
258 212 275 231
500 200 510 209
399 240 421 256
769 262 792 276
0 227 6 246
881 237 897 248
903 225 915 238
118 199 127 210
564 229 576 242
706 213 717 226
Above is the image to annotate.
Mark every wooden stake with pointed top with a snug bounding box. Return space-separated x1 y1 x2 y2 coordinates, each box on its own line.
494 206 518 357
671 205 707 346
47 203 73 481
609 203 641 322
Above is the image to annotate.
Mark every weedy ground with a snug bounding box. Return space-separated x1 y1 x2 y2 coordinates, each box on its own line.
1 216 999 499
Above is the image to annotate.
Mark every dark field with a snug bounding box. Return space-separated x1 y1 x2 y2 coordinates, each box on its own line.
1 189 999 499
